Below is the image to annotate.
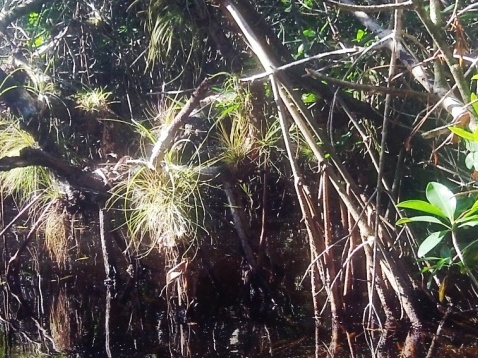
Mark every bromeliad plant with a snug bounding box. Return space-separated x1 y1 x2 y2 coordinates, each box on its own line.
397 182 478 288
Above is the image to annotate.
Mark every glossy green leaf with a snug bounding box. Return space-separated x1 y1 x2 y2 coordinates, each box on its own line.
465 152 478 170
426 182 456 221
471 93 478 116
418 231 448 258
465 139 478 151
28 12 39 26
449 126 477 141
356 29 365 41
396 215 448 226
303 29 316 38
462 199 478 218
435 258 449 272
397 200 447 219
302 92 318 104
459 221 478 228
456 216 478 228
297 43 305 57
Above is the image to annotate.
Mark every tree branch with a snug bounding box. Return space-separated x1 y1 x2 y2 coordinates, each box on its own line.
0 0 44 32
343 0 471 124
148 78 211 168
240 47 362 82
412 0 474 119
305 68 438 100
213 0 384 125
0 147 108 194
219 0 424 326
323 0 413 12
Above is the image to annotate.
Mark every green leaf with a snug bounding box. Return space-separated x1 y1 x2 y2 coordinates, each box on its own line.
456 214 478 224
302 92 318 104
462 199 478 218
426 182 456 221
219 102 239 117
440 246 452 258
356 29 365 41
396 215 448 226
449 126 477 141
297 43 305 57
456 214 478 227
435 257 449 271
471 93 478 116
465 139 478 151
397 200 447 219
460 221 478 228
472 74 478 80
33 35 44 48
28 12 39 26
418 231 448 258
465 152 478 170
303 29 316 38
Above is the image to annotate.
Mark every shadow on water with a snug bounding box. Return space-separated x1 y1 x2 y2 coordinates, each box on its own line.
1 229 478 357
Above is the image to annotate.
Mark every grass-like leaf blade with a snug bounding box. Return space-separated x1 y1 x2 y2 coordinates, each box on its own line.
449 126 476 141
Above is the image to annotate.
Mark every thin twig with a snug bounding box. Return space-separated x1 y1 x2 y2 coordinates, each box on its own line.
323 0 413 12
305 68 438 100
240 47 363 82
0 192 44 238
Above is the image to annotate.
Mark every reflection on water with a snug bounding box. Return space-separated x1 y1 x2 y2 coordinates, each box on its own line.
1 236 478 357
50 288 73 352
0 268 313 357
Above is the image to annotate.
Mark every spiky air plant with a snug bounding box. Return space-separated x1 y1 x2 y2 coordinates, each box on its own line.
214 80 262 171
26 67 59 110
110 152 205 255
0 117 54 205
130 0 214 89
139 0 205 68
0 116 70 268
73 87 113 114
105 87 210 252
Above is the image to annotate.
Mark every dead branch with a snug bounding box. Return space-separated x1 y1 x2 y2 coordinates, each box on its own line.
240 47 362 82
342 0 471 124
0 147 108 194
412 0 473 110
323 0 413 12
305 68 438 100
148 78 211 168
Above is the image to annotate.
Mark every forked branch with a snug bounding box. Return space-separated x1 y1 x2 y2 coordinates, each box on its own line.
148 78 210 168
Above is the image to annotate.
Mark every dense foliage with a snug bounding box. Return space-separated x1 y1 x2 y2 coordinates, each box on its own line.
1 0 478 355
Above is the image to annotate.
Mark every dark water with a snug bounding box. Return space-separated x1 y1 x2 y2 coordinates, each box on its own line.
0 259 314 357
2 229 478 357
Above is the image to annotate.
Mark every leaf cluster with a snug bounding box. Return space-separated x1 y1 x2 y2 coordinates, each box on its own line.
398 182 478 262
